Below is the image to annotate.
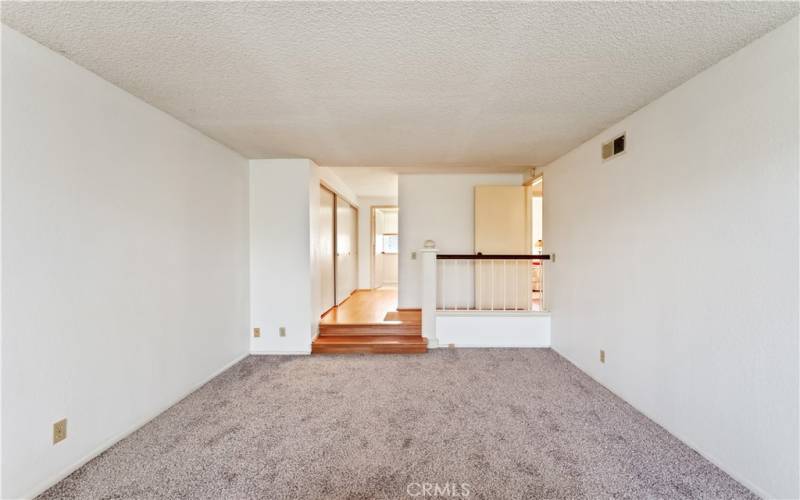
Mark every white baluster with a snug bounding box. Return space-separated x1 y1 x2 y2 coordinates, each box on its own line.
455 260 460 311
478 260 482 310
527 258 532 311
442 259 446 310
514 259 519 311
503 259 507 311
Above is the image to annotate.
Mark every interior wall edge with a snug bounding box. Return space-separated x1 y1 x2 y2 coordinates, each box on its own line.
16 352 249 500
549 346 770 499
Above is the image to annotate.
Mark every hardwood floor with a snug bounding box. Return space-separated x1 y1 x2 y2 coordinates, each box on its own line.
314 287 426 354
320 287 399 324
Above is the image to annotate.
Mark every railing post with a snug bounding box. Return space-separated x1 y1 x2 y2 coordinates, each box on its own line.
419 244 439 348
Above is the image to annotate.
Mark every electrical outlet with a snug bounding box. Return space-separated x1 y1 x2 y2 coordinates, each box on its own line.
53 418 67 444
253 327 261 338
411 251 417 260
279 327 286 337
600 350 605 363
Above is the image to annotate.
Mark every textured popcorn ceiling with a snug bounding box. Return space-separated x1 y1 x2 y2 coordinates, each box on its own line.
2 2 798 169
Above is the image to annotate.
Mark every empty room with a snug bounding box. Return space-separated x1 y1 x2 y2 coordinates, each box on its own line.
1 2 798 499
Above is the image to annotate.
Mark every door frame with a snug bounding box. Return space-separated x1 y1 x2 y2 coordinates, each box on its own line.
334 194 359 306
370 205 398 290
320 185 337 317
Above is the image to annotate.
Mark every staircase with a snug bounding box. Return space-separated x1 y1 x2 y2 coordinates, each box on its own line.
312 311 427 354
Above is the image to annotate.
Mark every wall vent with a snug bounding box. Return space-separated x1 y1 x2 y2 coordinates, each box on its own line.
602 133 626 161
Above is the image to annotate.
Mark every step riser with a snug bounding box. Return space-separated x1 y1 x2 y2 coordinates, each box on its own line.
319 326 420 336
312 345 427 354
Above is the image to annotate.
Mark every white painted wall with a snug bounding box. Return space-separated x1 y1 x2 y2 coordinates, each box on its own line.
250 161 356 349
398 174 523 308
543 17 799 499
356 196 397 289
436 313 550 348
1 26 250 499
249 159 317 354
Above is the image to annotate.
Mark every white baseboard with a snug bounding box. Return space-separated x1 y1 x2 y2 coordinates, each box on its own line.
250 350 310 355
550 346 771 500
21 352 249 500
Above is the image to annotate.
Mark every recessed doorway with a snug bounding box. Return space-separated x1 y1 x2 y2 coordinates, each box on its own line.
371 206 398 290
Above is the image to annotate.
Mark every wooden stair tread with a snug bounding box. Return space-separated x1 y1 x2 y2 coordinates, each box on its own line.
312 333 428 354
318 322 421 336
316 303 424 353
313 335 425 344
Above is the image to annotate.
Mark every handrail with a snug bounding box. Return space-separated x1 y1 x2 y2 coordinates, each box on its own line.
437 254 551 260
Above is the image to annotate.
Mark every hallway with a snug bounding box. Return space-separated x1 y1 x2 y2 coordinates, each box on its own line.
321 286 402 325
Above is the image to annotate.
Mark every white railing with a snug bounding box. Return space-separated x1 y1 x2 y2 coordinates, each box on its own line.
436 254 549 312
418 245 552 348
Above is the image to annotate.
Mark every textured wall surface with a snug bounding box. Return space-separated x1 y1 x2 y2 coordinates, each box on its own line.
2 2 798 167
2 26 250 499
543 17 799 499
398 173 523 308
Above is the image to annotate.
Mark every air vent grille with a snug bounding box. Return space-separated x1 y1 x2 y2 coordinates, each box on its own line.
602 133 626 161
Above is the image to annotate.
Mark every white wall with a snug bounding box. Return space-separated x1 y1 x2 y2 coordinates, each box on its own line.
1 26 250 499
436 313 550 348
356 196 397 289
543 17 799 499
249 161 355 348
398 174 523 308
250 159 317 353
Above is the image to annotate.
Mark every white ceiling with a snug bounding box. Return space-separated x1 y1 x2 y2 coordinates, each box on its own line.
328 167 398 199
3 2 797 169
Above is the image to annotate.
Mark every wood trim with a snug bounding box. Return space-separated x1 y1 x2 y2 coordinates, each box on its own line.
320 184 337 309
320 179 358 208
397 308 422 312
522 174 543 187
320 305 336 318
338 289 356 306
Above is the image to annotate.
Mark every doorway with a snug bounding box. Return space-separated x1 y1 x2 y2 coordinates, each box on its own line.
371 206 398 290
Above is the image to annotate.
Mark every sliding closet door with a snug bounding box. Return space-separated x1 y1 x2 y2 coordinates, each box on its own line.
348 204 358 293
335 196 357 304
319 187 336 314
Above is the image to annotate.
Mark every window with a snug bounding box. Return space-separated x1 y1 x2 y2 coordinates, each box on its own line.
382 234 398 254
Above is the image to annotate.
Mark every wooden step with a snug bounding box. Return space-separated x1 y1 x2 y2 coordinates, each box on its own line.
319 322 420 336
312 335 427 354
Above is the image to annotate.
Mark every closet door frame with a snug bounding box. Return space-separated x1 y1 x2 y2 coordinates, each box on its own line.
319 185 337 317
324 183 358 308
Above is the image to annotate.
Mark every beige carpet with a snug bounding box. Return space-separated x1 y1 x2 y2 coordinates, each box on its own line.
39 349 755 499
